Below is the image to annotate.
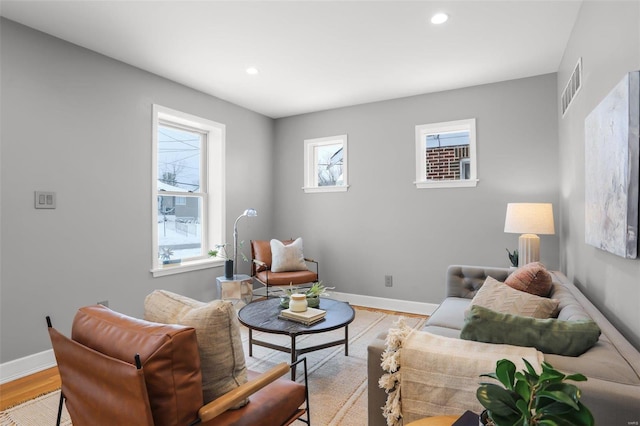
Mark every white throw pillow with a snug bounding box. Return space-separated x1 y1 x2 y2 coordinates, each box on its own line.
270 238 308 272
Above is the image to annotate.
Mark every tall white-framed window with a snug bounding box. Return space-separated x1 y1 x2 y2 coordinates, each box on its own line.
303 134 349 193
414 118 478 189
151 105 225 277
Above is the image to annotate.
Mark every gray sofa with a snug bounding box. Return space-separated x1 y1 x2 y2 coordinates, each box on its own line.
367 265 640 425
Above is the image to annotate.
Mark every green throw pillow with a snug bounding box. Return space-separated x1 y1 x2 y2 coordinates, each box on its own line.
460 305 601 357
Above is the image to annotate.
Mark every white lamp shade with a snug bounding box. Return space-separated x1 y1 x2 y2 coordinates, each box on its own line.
504 203 555 235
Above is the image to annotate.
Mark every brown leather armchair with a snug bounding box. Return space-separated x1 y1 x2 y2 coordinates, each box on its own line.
46 305 309 426
251 239 319 296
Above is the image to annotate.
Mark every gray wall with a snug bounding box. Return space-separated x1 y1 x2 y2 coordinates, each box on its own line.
273 74 560 304
0 19 275 362
5 1 639 366
557 1 640 349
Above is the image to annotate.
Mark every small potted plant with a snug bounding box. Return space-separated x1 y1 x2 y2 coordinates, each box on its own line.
209 244 233 278
160 247 181 266
304 282 334 308
477 358 594 426
277 281 334 308
506 248 518 268
209 241 250 279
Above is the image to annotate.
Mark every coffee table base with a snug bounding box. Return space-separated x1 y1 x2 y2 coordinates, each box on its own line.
248 326 349 380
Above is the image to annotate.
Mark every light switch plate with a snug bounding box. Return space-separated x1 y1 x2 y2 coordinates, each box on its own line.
35 191 56 209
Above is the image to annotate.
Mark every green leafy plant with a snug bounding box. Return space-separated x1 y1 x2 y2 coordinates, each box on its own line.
277 281 334 297
506 248 519 267
305 281 334 297
208 242 248 262
477 359 594 426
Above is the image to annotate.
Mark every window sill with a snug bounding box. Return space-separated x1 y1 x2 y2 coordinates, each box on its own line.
151 258 224 277
414 179 479 189
302 185 349 193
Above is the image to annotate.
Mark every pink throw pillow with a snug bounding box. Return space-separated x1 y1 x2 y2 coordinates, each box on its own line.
505 262 553 297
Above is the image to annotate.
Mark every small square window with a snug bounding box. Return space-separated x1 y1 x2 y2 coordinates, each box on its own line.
303 135 349 193
415 118 478 189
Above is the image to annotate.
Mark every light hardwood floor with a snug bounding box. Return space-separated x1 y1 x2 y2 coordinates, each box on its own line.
0 305 427 410
0 366 61 410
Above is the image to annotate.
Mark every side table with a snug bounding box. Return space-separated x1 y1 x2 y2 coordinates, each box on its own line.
216 274 253 305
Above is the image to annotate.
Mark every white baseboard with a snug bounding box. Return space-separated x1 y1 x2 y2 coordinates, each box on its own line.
330 291 438 316
0 292 438 384
0 349 56 384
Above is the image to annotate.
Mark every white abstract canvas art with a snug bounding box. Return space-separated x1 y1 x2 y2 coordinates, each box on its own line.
585 71 639 259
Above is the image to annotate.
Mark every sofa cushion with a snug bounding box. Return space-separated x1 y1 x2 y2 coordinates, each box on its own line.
461 305 601 356
468 276 559 318
504 262 553 296
270 238 308 272
144 290 249 407
425 297 471 330
72 305 203 426
545 335 640 385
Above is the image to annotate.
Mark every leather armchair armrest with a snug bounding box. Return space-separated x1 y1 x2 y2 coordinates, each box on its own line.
198 363 290 423
253 259 268 268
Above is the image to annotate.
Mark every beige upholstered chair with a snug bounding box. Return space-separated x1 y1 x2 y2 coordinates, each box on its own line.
251 238 319 296
47 303 309 426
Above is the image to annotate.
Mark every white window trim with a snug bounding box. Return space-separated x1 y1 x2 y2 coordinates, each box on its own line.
151 105 226 277
303 134 349 193
414 118 478 189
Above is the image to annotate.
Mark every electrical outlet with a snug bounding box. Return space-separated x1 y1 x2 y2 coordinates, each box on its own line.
385 275 393 287
98 300 109 307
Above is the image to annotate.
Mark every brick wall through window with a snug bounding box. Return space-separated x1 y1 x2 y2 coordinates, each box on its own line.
425 145 469 180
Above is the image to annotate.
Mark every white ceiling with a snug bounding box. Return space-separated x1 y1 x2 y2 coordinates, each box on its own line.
0 1 582 118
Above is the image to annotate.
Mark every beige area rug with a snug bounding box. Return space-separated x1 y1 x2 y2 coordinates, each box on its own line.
0 308 425 426
239 308 427 426
0 391 71 426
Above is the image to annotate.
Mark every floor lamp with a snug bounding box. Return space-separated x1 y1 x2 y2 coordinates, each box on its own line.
233 208 257 277
504 203 555 267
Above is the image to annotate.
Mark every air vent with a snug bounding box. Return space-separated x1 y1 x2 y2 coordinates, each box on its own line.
561 58 582 117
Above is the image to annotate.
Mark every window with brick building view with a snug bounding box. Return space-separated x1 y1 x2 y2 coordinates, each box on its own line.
426 131 470 180
415 118 477 189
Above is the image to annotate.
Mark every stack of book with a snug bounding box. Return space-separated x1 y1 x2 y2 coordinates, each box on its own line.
278 307 326 325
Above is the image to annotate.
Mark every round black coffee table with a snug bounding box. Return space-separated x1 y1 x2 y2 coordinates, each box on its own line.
237 297 355 379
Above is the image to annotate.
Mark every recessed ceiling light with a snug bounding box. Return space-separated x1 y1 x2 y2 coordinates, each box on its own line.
430 13 448 25
246 67 259 75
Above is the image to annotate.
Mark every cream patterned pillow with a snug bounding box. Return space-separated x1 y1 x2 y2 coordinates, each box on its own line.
270 237 308 272
144 290 248 407
468 276 559 319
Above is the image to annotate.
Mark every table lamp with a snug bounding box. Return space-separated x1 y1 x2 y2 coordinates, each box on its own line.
504 203 555 267
233 208 257 277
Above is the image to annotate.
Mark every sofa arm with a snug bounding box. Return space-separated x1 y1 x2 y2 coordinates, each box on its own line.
367 333 390 426
446 265 511 299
